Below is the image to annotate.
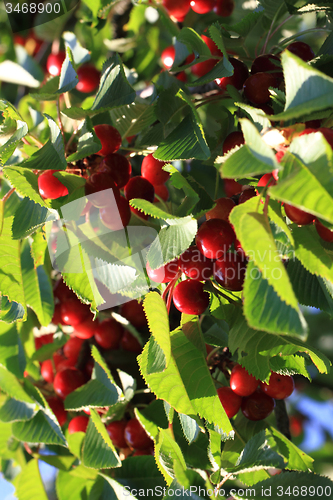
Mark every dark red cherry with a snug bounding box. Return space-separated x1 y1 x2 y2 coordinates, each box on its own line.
196 219 235 259
161 46 175 69
284 204 315 225
173 279 209 315
251 54 282 78
60 299 91 326
146 258 179 284
238 187 257 204
162 0 191 21
243 72 278 105
215 58 249 91
73 315 96 340
68 415 89 434
98 154 132 188
190 0 215 14
260 371 295 400
213 252 247 291
217 386 242 418
47 396 67 426
179 246 213 280
230 364 258 396
46 51 66 76
63 337 85 363
124 418 153 450
176 71 187 82
94 124 122 156
206 197 236 221
286 41 315 62
141 154 169 186
223 131 244 155
223 179 243 197
94 318 124 350
120 300 147 329
76 64 100 93
85 172 120 208
124 176 155 203
315 219 333 242
99 196 131 230
53 279 76 302
38 170 69 199
53 367 85 399
241 389 275 421
132 447 154 456
106 420 128 448
41 360 55 384
51 304 62 326
120 331 142 353
213 0 234 16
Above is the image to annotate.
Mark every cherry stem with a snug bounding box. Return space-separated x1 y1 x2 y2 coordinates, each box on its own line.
2 187 15 203
57 97 66 144
214 473 233 496
28 134 43 148
206 346 221 365
261 4 284 55
164 270 182 314
65 126 79 154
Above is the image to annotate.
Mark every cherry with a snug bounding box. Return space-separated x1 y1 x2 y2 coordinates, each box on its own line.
215 57 249 91
201 35 222 57
241 389 275 421
289 415 303 437
56 357 76 371
206 197 236 222
286 41 315 62
217 387 242 419
68 415 89 434
51 303 63 325
243 72 278 105
120 300 147 328
179 246 213 280
35 333 53 351
213 252 247 291
47 396 67 426
60 299 91 326
161 46 175 69
190 35 222 78
53 279 76 302
63 337 85 363
196 219 235 259
173 279 209 315
94 318 124 350
300 127 333 150
176 71 187 83
141 154 169 186
76 64 100 93
146 258 179 284
223 131 244 155
154 184 169 202
230 364 258 396
120 331 142 353
53 352 67 370
260 371 295 399
125 176 155 204
251 54 282 78
213 0 234 16
223 179 243 197
315 219 333 242
275 150 285 163
99 196 131 230
94 124 122 156
190 0 215 14
238 187 257 204
106 420 128 448
132 448 154 456
305 119 321 129
284 204 314 225
85 172 121 208
46 51 66 76
38 170 69 199
73 315 96 340
53 367 85 399
98 154 132 188
257 172 277 188
162 0 191 21
124 418 153 450
41 360 55 384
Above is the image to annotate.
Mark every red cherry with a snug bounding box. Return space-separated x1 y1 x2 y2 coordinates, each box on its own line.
46 51 66 76
275 150 285 163
284 204 315 225
217 386 242 418
190 0 215 14
238 187 257 204
286 41 315 62
196 219 235 259
146 258 179 284
251 54 282 78
53 352 67 370
120 301 147 328
73 315 96 340
124 418 153 450
76 64 100 93
35 333 53 351
190 57 217 78
176 71 187 82
241 389 275 421
125 176 155 203
141 154 169 186
120 331 142 353
63 337 85 363
201 35 222 57
315 219 333 242
53 279 76 302
68 415 89 434
260 371 295 400
179 246 213 280
94 318 124 350
173 279 209 315
41 360 55 384
223 131 245 155
162 0 191 21
243 72 278 105
230 364 258 396
47 396 67 426
223 179 243 197
106 420 128 448
132 447 154 456
51 303 64 326
98 154 132 188
257 172 277 188
85 172 120 208
60 299 91 326
290 415 303 437
94 124 122 156
213 252 247 291
161 46 175 69
154 184 169 202
215 58 249 91
99 197 131 230
206 197 236 221
53 367 85 399
213 0 234 16
56 357 76 371
38 170 69 199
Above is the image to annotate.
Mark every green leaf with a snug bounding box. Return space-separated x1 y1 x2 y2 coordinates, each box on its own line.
144 292 170 372
0 119 28 167
268 426 314 471
0 322 25 377
29 76 60 102
15 458 48 500
110 99 157 138
31 332 68 362
129 199 174 220
39 454 77 471
189 59 232 87
82 409 121 469
135 399 169 441
3 167 47 207
67 119 101 162
0 216 26 318
63 31 90 65
57 47 78 94
0 397 36 423
176 28 211 58
0 295 25 323
12 410 67 446
21 115 67 171
236 103 272 131
31 229 48 267
56 469 95 500
0 365 33 403
156 427 187 485
12 198 54 240
178 413 200 445
221 11 263 36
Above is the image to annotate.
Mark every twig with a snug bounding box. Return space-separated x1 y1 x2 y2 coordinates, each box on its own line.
214 473 233 496
57 98 66 144
2 187 15 203
274 399 291 440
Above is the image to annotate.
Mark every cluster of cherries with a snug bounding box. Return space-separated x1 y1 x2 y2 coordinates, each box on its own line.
162 0 234 23
216 364 295 421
